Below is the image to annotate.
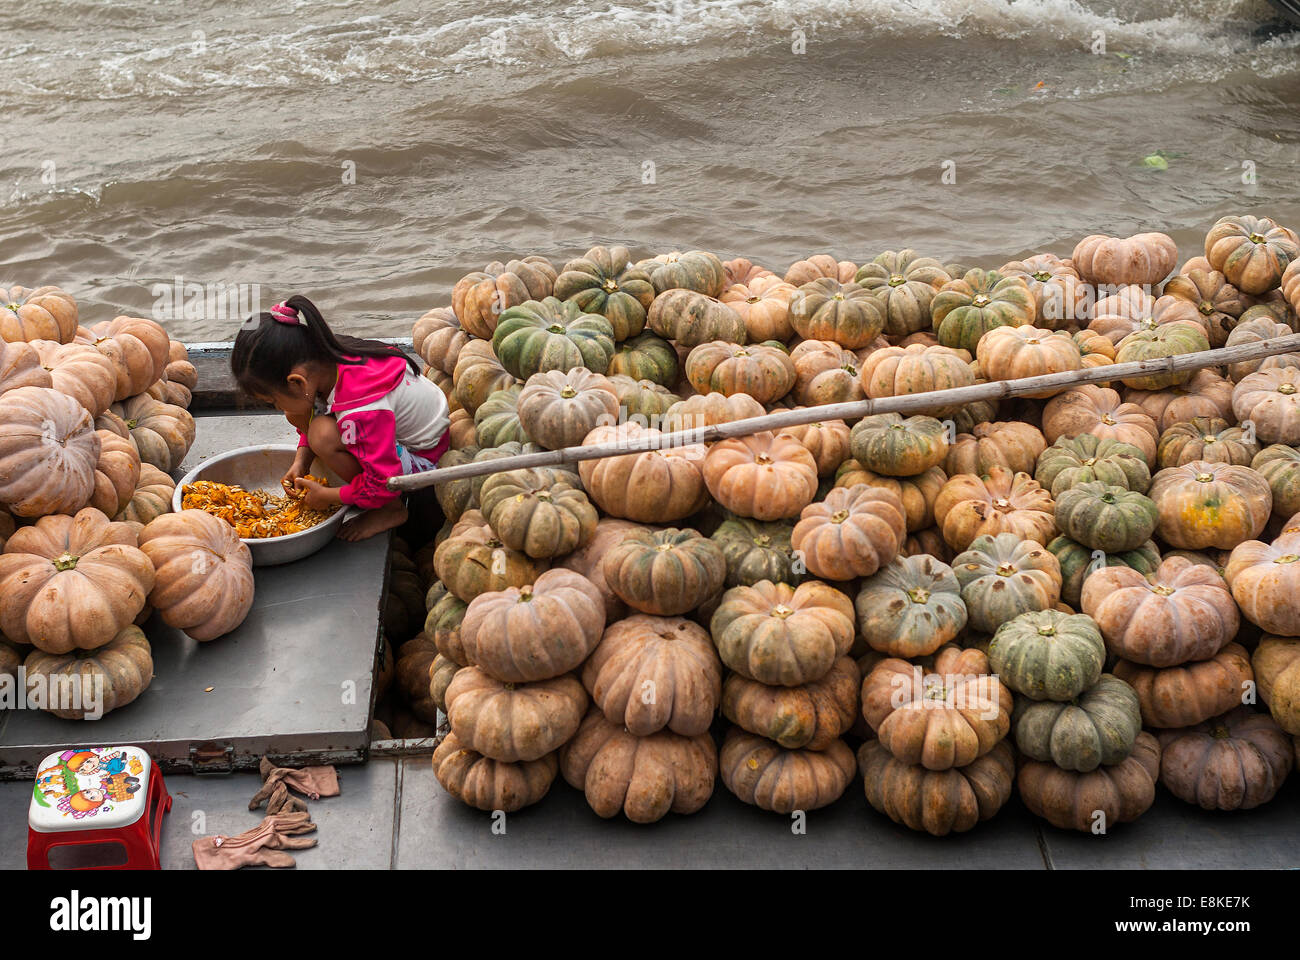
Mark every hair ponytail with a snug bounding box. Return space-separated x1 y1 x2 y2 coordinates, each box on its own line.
231 294 419 396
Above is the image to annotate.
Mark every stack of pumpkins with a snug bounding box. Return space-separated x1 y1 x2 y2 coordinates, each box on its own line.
0 285 253 722
414 214 1300 827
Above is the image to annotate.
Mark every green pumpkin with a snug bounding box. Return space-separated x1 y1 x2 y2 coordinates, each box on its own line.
789 277 887 349
479 468 598 559
1046 535 1162 608
606 331 679 386
424 590 469 666
605 374 680 421
492 296 616 380
952 532 1061 634
932 269 1035 354
473 385 530 448
553 245 656 340
1251 444 1300 519
950 398 1000 434
1054 482 1159 552
853 250 951 339
854 554 967 658
1156 417 1259 468
636 250 727 297
434 441 551 522
1114 323 1210 390
1011 674 1142 772
1034 434 1152 496
848 413 948 477
647 288 747 346
987 609 1106 702
710 517 802 587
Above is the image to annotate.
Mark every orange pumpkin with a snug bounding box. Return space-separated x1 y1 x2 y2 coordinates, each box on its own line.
833 462 945 532
1081 556 1239 666
719 275 796 342
87 316 170 399
790 484 906 581
460 568 604 682
722 257 776 287
944 421 1046 476
90 429 142 518
0 386 98 516
0 285 78 343
1148 461 1271 549
114 463 175 530
138 509 254 641
1251 636 1300 734
561 708 716 822
859 739 1015 836
1224 537 1300 636
432 731 558 812
581 614 721 736
452 339 515 415
578 422 708 522
999 254 1088 328
659 391 765 433
1163 268 1248 347
0 508 154 654
1041 385 1159 462
1225 316 1300 382
975 325 1081 396
1017 732 1161 831
857 343 974 417
1071 232 1178 286
452 256 557 339
413 306 468 377
1204 215 1299 295
32 339 117 416
0 338 53 396
710 579 855 686
444 667 587 762
1232 368 1300 444
721 656 859 750
779 413 852 476
784 254 857 286
1088 287 1204 345
685 340 795 403
110 393 196 473
702 431 818 521
1113 643 1254 728
861 645 1012 770
1124 368 1235 431
719 727 856 813
933 465 1057 551
789 339 867 406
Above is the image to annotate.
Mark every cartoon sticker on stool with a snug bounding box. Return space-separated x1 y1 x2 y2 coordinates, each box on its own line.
33 748 144 821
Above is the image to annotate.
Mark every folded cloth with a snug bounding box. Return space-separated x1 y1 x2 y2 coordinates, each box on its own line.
249 757 340 811
192 812 318 870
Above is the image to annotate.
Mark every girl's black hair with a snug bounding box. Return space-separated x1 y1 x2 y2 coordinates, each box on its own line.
231 294 419 396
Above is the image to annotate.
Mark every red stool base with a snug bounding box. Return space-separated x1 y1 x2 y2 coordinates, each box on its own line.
28 763 172 870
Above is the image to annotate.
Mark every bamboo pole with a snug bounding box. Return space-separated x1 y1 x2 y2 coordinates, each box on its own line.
390 332 1300 492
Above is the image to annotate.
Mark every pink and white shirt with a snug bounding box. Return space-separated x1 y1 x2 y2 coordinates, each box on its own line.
298 354 449 508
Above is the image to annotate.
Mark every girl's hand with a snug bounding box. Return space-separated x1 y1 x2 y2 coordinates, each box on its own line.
294 476 342 511
282 449 313 492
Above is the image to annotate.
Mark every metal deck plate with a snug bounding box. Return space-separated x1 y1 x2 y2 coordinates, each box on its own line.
0 413 387 779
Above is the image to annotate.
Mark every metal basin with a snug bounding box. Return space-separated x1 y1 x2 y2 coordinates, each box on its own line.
172 444 354 566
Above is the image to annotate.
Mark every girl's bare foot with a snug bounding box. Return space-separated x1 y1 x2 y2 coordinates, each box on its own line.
338 499 408 541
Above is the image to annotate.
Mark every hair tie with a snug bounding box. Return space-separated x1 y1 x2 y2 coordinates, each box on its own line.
271 302 306 326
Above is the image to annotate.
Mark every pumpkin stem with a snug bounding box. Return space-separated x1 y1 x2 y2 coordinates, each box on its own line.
995 562 1016 577
1278 383 1296 396
907 587 931 605
888 274 905 287
1150 584 1175 596
972 294 990 307
753 535 771 547
560 386 577 399
1275 554 1299 564
830 509 850 524
601 278 618 293
771 603 794 619
53 552 79 571
1211 724 1230 739
1195 472 1213 483
517 587 533 602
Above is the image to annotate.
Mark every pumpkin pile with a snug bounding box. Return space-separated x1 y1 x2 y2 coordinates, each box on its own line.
0 287 250 721
410 218 1300 828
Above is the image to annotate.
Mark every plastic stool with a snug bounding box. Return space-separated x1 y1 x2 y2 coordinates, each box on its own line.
27 746 172 870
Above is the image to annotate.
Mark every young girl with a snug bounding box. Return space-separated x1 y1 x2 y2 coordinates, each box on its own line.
231 295 449 541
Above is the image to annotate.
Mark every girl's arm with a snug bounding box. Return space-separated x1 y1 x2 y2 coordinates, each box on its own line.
333 408 406 509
